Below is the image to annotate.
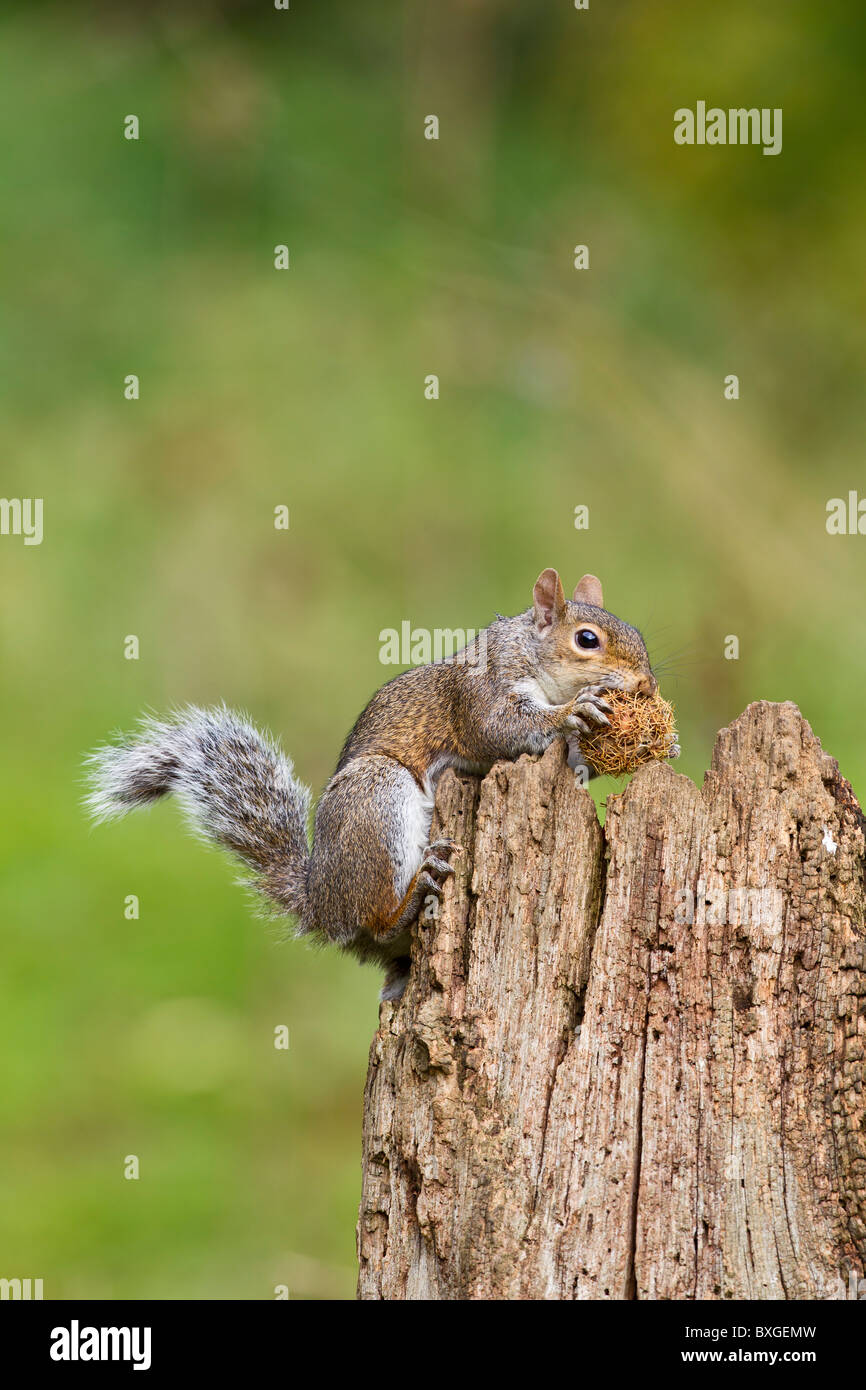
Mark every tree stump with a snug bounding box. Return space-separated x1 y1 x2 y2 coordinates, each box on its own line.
356 702 866 1300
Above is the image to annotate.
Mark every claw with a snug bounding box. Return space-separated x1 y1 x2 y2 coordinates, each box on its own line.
580 709 610 727
571 687 612 728
421 855 456 879
426 838 462 857
417 870 444 899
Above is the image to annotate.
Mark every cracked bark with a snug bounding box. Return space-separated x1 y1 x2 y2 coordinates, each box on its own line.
356 702 866 1300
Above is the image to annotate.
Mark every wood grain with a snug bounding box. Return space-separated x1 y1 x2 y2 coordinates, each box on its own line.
357 702 866 1300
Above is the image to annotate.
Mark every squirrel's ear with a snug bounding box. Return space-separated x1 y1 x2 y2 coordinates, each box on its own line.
573 574 603 608
533 568 566 631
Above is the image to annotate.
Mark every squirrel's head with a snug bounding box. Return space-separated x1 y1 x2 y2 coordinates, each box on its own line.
531 569 657 700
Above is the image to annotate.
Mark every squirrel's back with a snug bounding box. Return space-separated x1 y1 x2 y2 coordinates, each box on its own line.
335 613 534 782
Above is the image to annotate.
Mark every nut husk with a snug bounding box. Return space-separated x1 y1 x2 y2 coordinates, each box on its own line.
579 689 678 777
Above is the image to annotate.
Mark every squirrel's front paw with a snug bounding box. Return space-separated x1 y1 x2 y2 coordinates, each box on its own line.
566 686 613 736
418 838 461 893
417 840 461 925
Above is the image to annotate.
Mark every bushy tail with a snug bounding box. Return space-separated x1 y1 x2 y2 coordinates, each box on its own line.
85 705 311 919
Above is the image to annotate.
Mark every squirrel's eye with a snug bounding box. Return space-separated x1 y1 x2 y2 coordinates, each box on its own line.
575 629 600 650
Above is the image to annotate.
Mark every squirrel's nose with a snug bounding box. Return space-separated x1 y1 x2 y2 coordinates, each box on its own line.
636 673 658 697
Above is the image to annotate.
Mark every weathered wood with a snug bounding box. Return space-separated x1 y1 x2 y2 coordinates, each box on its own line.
357 702 866 1300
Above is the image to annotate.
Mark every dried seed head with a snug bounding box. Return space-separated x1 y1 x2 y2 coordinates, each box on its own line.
580 689 678 777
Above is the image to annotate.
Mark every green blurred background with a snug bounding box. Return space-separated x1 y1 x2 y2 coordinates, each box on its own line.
1 0 864 1298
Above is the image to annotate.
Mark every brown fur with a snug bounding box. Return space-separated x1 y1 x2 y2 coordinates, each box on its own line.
88 571 659 998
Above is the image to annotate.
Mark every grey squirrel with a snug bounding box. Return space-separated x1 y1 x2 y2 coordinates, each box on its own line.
86 570 663 1000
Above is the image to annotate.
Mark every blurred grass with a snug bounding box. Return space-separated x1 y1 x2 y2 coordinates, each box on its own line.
1 0 864 1297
